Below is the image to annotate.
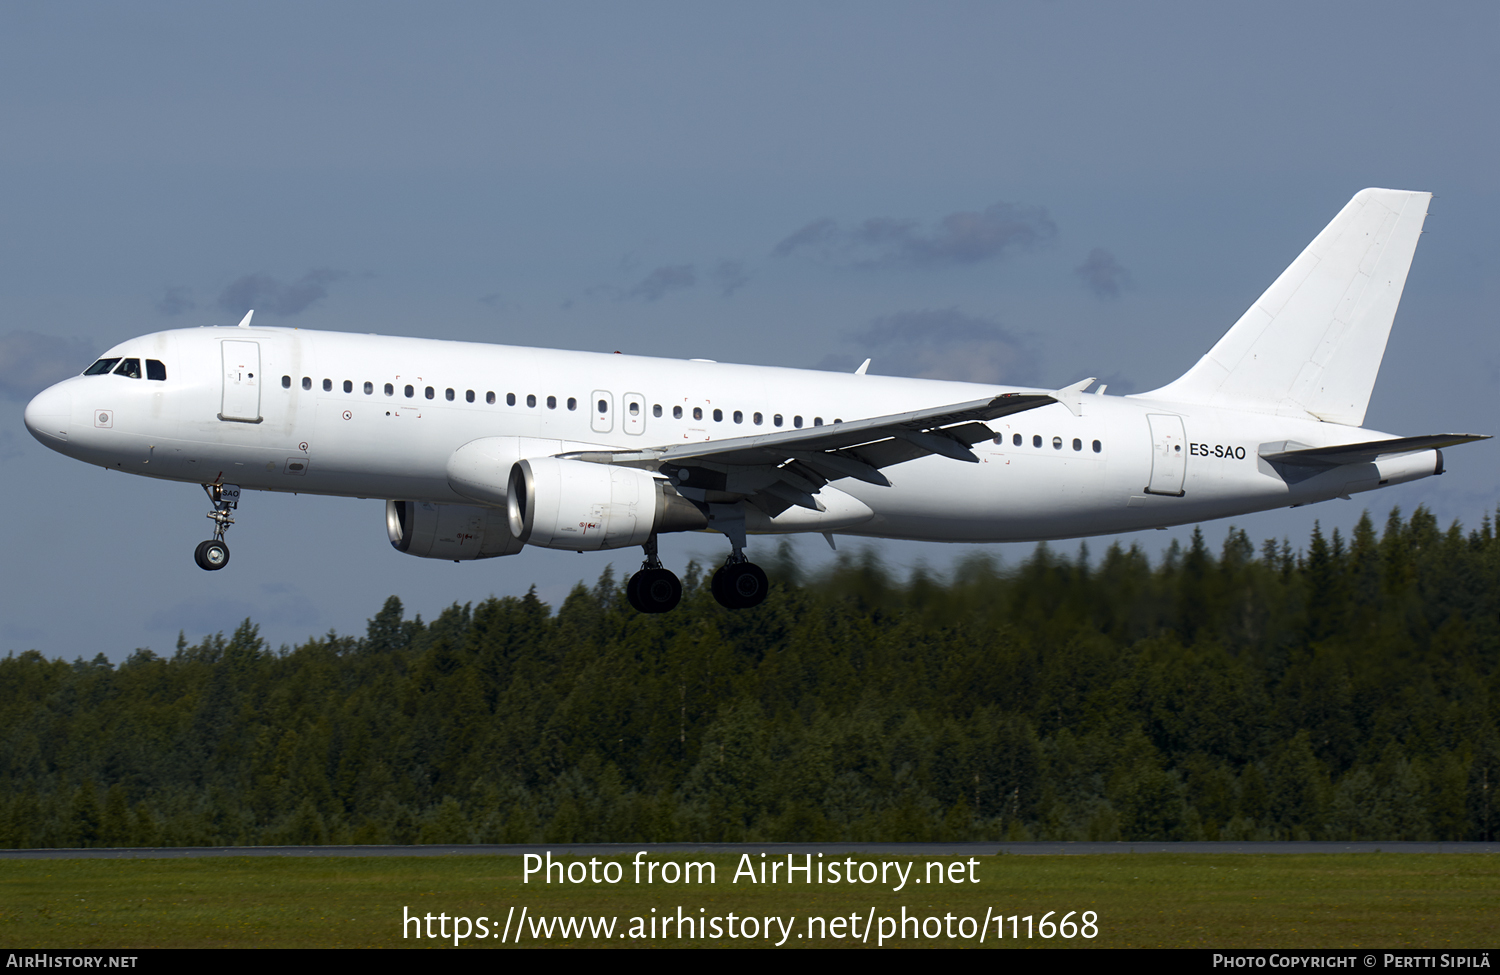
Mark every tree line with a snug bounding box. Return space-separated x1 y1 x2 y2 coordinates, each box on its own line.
3 504 1499 847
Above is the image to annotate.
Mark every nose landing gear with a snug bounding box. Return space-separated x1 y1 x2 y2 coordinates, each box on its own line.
194 483 239 571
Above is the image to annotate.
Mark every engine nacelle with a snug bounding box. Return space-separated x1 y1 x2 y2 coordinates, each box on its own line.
447 436 568 507
507 457 707 551
386 500 524 560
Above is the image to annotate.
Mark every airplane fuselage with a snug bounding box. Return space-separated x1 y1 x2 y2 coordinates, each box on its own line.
25 324 1439 545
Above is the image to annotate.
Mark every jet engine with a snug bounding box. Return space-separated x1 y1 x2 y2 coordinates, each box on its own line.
386 500 524 560
507 457 707 551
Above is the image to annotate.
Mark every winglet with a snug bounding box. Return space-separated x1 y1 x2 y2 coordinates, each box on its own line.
236 310 254 329
1054 377 1097 417
854 358 871 376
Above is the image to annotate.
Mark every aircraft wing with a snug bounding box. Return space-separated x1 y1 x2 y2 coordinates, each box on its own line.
559 391 1057 514
1259 433 1489 468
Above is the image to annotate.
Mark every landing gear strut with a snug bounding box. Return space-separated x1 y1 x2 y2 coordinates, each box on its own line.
626 535 682 614
194 483 239 571
702 503 769 609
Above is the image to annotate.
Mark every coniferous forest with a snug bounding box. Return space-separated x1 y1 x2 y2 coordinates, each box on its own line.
4 505 1500 848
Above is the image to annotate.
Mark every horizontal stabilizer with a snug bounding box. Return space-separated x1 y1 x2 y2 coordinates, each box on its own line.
1259 433 1489 468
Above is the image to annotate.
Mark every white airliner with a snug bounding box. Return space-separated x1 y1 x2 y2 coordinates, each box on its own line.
22 188 1487 613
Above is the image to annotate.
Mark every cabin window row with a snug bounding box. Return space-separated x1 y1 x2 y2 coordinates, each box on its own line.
652 404 838 428
283 374 842 428
284 375 580 410
1003 432 1104 453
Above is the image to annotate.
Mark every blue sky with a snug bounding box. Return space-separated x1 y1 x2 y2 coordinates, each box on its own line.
3 1 1497 659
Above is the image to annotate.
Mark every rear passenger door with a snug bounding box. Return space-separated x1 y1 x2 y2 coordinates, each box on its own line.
1145 414 1186 496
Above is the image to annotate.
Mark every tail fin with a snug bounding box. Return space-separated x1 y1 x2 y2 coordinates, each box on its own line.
1142 188 1430 426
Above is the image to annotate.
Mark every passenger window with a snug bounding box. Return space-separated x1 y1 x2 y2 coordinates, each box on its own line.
673 406 683 419
83 358 121 376
1073 438 1082 451
404 385 414 398
364 382 374 395
425 386 434 400
813 417 823 426
713 409 723 422
794 416 803 428
1053 436 1063 450
1032 435 1042 447
1093 440 1102 453
146 360 167 381
692 407 702 420
505 393 515 406
1012 433 1022 446
732 410 742 423
774 414 783 427
385 383 394 396
323 379 332 392
343 380 353 393
528 394 537 408
653 404 662 417
465 390 474 403
281 375 291 388
487 392 496 405
753 412 763 425
547 395 557 409
597 398 608 413
628 401 639 415
301 376 311 390
567 397 577 411
114 359 142 379
446 388 455 401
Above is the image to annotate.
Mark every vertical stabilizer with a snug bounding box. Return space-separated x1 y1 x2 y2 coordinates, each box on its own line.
1142 188 1430 426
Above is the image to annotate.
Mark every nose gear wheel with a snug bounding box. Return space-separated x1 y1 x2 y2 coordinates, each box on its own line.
194 483 238 571
194 539 230 570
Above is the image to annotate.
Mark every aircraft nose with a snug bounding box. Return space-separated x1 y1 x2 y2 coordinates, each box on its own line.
24 382 71 445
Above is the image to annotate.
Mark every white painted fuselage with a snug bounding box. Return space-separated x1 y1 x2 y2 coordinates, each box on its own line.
23 323 1439 546
27 189 1477 574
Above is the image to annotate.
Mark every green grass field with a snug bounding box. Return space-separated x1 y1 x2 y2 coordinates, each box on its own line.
2 853 1496 948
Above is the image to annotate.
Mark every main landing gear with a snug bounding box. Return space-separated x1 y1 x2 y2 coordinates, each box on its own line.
623 535 770 613
711 554 769 610
194 483 238 571
708 509 768 610
626 535 682 614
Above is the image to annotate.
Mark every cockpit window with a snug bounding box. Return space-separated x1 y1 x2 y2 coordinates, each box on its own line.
83 358 121 376
112 358 142 379
146 359 166 381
